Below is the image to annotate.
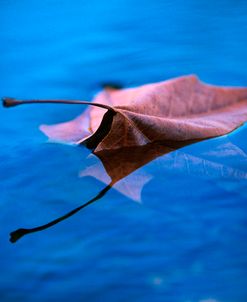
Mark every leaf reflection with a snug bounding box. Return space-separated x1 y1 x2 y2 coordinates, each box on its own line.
10 140 193 243
10 133 247 243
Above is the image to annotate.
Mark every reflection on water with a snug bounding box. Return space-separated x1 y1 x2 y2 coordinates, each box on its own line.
9 142 178 242
11 132 247 246
1 0 247 301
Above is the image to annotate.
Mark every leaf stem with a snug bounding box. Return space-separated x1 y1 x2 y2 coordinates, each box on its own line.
2 97 114 111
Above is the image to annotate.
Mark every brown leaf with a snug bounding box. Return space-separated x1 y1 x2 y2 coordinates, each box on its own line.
3 74 247 186
38 75 247 152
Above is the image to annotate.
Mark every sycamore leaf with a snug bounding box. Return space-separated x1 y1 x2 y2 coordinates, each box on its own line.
37 75 247 153
3 75 247 152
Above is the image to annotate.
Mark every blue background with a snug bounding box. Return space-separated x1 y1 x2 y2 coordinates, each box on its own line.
0 1 247 301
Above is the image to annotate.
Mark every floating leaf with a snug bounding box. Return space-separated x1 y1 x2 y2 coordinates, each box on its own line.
4 75 247 152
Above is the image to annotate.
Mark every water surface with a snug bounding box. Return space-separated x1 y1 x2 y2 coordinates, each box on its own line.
0 1 247 301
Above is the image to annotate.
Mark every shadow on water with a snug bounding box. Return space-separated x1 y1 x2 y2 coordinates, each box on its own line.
8 141 182 243
10 183 112 243
9 129 247 243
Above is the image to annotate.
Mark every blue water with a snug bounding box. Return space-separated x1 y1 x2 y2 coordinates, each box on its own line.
0 1 247 301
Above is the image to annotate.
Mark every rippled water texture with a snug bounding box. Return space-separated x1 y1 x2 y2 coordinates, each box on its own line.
0 1 247 301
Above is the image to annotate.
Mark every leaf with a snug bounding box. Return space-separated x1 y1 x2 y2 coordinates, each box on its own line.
35 75 247 153
3 75 247 152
